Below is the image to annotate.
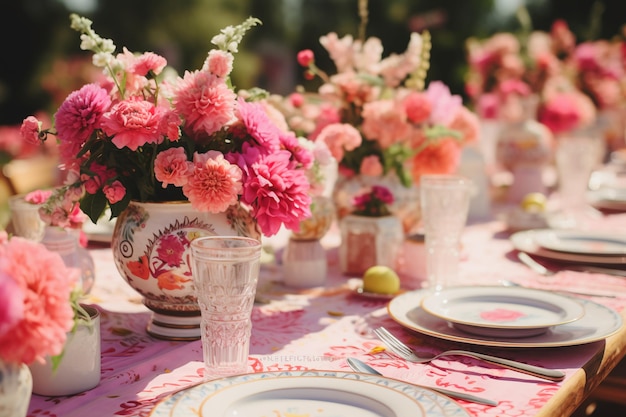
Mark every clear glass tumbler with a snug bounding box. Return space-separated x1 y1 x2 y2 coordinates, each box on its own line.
420 175 472 291
190 236 262 379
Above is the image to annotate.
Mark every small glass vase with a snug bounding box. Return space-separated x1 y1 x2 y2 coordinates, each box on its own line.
41 226 96 295
339 214 404 276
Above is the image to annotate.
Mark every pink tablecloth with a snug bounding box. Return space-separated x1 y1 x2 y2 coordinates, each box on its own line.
27 215 626 417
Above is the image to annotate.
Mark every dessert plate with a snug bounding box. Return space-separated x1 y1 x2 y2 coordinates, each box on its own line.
150 370 470 417
533 229 626 256
420 286 585 338
389 289 622 348
510 230 626 265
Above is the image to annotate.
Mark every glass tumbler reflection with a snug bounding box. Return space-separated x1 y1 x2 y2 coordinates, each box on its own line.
420 175 472 291
190 236 262 379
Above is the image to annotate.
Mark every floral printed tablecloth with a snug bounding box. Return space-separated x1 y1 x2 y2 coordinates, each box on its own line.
27 215 626 417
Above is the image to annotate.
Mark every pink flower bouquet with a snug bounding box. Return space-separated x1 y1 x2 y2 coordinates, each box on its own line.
20 14 313 237
0 231 81 367
272 26 479 189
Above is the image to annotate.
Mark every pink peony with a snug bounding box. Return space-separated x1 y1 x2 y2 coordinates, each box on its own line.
174 70 237 138
155 147 193 187
54 83 111 169
0 237 77 365
101 98 166 150
183 151 243 213
425 81 463 126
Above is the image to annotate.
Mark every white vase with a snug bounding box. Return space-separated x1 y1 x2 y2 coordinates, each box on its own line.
29 305 101 397
0 359 32 417
111 201 260 341
282 238 328 288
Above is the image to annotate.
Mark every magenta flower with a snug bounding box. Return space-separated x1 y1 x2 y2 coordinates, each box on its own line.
54 83 111 169
156 235 185 268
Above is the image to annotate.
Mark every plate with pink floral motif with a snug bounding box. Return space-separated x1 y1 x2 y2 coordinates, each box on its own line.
420 286 585 338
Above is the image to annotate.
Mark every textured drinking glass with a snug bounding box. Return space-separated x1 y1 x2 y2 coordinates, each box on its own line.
420 175 472 291
190 236 262 379
8 195 45 241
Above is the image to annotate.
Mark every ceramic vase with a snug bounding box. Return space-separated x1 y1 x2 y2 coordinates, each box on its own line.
29 305 101 397
339 214 404 276
0 359 32 417
283 196 335 288
333 173 420 235
111 201 260 340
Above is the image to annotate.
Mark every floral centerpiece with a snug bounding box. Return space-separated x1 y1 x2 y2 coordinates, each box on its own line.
0 231 91 414
20 14 313 238
270 3 479 229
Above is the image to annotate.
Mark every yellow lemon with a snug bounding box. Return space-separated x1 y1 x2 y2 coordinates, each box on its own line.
520 193 547 213
362 265 400 294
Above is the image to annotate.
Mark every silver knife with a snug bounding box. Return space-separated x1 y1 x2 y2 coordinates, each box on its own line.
346 357 498 406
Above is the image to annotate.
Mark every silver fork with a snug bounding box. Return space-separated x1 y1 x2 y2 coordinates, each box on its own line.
373 327 565 381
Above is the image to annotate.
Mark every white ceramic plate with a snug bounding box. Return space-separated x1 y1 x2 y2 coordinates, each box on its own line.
533 229 626 256
150 371 471 417
588 189 626 211
510 230 626 265
420 286 584 337
389 289 622 348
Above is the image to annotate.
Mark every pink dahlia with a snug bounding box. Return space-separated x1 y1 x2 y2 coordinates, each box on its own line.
236 98 282 152
183 151 243 213
55 83 111 169
241 150 311 236
101 98 166 150
174 70 237 138
0 237 77 365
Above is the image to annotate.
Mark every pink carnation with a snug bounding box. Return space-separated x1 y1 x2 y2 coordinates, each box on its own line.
361 100 409 148
55 83 111 169
203 50 234 78
101 98 166 151
0 271 24 339
20 116 41 146
131 52 167 76
0 237 77 365
154 147 193 187
174 70 237 138
183 151 242 213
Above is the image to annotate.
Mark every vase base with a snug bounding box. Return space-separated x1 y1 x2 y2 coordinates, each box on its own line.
146 311 202 341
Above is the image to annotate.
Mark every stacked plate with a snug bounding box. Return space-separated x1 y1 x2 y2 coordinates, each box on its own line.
510 228 626 265
387 285 622 348
588 187 626 211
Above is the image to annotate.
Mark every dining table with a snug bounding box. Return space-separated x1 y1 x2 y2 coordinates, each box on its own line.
25 209 626 417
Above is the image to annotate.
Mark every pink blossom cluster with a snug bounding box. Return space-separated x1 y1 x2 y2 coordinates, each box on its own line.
20 15 313 237
352 185 394 217
274 30 479 188
465 19 626 136
0 231 77 366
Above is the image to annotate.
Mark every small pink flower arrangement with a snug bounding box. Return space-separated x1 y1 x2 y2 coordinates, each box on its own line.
352 185 394 217
20 14 313 237
0 231 86 367
272 19 479 189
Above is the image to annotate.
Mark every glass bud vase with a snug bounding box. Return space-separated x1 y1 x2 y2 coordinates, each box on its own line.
339 214 404 276
41 227 96 295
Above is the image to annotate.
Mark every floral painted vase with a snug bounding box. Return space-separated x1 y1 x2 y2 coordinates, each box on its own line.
0 359 32 417
29 305 101 396
111 201 260 341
